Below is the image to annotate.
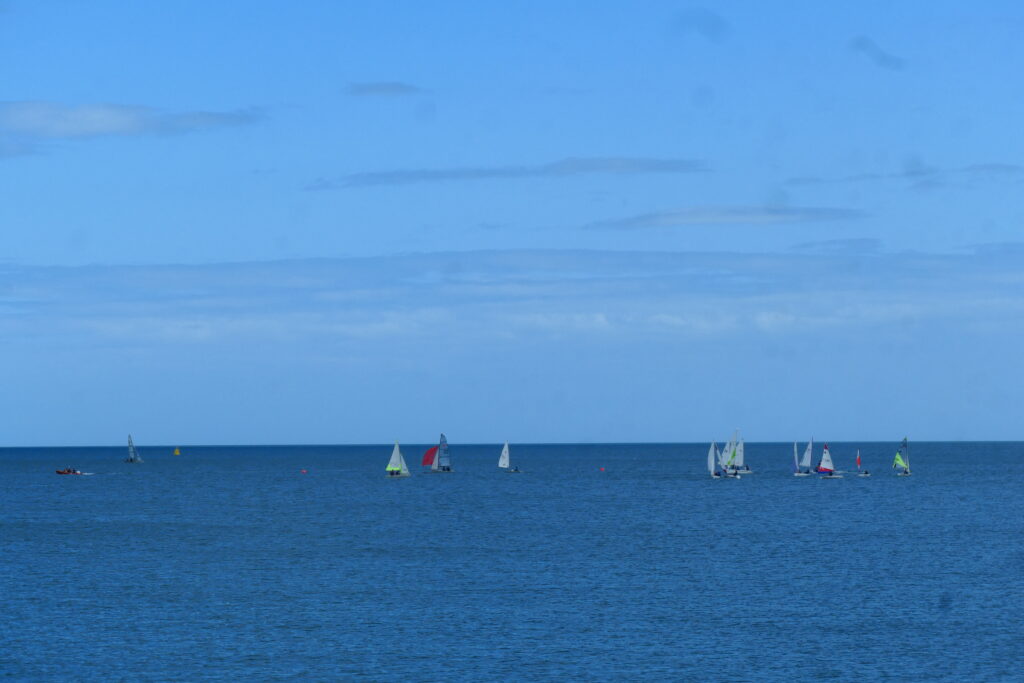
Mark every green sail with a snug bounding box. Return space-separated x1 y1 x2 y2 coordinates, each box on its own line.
893 452 907 469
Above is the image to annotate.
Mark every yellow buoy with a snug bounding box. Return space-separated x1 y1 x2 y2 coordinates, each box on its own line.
173 447 181 456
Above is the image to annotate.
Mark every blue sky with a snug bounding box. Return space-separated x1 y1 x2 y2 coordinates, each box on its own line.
1 1 1022 445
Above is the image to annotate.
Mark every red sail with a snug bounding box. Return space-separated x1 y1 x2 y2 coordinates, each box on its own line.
422 446 439 466
856 453 861 467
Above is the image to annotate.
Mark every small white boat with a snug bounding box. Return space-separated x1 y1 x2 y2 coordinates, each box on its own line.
817 444 843 478
793 440 813 477
708 442 721 479
385 441 410 478
498 441 521 473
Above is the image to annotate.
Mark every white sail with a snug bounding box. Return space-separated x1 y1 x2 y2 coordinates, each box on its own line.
707 442 718 476
799 439 813 469
498 442 510 469
818 444 835 472
735 439 745 468
386 441 409 475
793 442 799 472
126 434 142 463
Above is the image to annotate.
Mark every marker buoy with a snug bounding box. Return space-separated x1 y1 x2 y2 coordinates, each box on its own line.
599 467 605 472
300 469 308 474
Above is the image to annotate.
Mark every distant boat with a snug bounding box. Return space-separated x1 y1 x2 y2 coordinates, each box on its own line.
173 447 181 456
856 449 871 477
793 440 814 477
385 441 410 478
817 443 842 478
893 437 912 476
125 435 143 463
708 442 721 479
498 441 520 473
719 436 741 478
422 433 453 472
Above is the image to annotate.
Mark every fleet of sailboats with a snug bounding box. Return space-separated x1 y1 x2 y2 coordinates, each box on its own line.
97 434 916 480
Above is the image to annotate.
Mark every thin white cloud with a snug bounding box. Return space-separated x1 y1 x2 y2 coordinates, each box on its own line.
0 101 261 140
309 157 708 190
586 206 864 230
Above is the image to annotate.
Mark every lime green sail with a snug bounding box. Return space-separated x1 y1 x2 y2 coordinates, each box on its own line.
893 452 907 470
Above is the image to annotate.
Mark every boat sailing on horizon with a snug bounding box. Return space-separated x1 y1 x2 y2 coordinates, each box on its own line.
817 443 842 478
856 449 871 477
125 434 142 463
793 439 813 477
498 441 520 473
385 441 410 478
893 437 911 476
422 433 453 472
708 441 721 479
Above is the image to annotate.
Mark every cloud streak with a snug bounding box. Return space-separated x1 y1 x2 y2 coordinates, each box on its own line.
586 206 864 230
0 102 262 140
850 36 905 70
345 81 428 96
309 157 708 190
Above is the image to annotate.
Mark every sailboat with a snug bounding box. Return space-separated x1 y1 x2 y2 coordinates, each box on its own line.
733 438 753 473
708 441 721 479
498 441 520 473
793 439 813 476
125 434 143 463
893 437 911 476
720 436 741 478
385 441 410 478
856 449 871 477
817 443 842 478
422 433 453 472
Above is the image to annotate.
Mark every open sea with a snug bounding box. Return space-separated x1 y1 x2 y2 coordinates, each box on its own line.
1 442 1021 681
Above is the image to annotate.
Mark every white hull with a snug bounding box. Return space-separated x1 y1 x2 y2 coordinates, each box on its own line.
430 469 455 474
858 472 871 477
502 469 522 474
897 472 912 477
793 472 813 477
386 472 410 478
821 474 844 479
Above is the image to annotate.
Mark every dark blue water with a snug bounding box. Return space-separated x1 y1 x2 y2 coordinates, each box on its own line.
1 442 1021 681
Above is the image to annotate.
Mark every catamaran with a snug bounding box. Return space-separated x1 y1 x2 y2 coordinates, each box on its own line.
708 442 721 479
856 449 871 477
498 441 520 473
385 441 410 478
817 443 842 478
793 439 814 476
125 434 143 463
422 433 453 472
893 437 911 476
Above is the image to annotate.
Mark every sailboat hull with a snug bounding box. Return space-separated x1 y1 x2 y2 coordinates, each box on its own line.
793 472 813 477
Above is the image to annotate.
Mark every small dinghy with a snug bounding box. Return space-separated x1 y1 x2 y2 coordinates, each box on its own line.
385 441 410 478
817 444 843 478
708 442 721 479
498 441 521 473
422 433 454 473
893 437 912 476
793 440 814 477
856 450 871 477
